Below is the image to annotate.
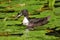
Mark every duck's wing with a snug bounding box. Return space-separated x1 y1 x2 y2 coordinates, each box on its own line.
29 16 50 23
29 18 43 23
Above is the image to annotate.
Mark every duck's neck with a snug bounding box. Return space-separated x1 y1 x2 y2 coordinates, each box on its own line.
23 17 29 25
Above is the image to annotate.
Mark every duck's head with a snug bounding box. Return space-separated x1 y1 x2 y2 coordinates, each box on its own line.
15 9 29 26
16 9 29 19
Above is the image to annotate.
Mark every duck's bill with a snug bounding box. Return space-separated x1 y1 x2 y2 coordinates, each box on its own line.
15 13 22 19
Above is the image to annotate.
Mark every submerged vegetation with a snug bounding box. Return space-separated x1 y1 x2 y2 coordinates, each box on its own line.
0 0 60 40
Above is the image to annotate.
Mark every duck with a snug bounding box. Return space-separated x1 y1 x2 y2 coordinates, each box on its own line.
15 9 50 30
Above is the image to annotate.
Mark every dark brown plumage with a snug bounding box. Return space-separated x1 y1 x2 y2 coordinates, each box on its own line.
16 9 50 30
27 16 50 30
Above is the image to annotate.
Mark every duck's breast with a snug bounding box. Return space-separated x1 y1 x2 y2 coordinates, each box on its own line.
23 17 29 25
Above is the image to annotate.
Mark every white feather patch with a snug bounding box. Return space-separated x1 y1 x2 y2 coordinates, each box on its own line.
23 17 29 25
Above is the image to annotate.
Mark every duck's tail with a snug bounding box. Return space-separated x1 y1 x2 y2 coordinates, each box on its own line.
41 16 50 25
